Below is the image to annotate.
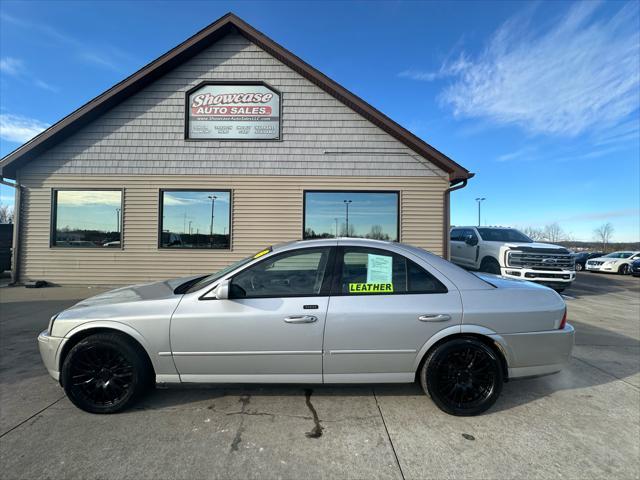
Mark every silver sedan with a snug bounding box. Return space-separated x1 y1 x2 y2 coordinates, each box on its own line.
38 239 574 416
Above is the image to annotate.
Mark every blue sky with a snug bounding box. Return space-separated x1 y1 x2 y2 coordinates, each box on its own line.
1 0 638 241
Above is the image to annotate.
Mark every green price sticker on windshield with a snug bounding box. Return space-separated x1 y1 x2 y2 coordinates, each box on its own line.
348 283 394 293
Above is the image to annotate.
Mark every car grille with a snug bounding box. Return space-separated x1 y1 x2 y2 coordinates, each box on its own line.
588 261 604 266
507 251 575 270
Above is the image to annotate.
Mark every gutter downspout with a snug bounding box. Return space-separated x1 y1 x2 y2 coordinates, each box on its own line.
1 177 21 285
443 177 469 260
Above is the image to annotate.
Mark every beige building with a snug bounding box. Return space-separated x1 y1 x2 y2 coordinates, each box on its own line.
0 14 472 286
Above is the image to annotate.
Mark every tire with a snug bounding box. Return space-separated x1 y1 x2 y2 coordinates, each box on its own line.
420 338 503 416
619 264 630 275
61 333 152 414
480 257 501 275
554 288 565 293
575 263 583 272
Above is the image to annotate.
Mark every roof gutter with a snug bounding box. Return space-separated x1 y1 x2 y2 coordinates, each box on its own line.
442 177 470 260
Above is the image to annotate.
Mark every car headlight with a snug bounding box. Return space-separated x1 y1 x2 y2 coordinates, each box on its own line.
48 314 59 335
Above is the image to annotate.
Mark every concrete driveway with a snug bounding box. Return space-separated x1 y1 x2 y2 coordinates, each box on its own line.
1 273 639 479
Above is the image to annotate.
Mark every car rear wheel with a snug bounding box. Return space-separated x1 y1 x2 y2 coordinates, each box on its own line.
420 338 503 416
61 333 151 414
619 264 630 275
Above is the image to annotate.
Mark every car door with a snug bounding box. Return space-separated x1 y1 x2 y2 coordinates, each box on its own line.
459 228 480 268
450 228 464 264
322 245 463 383
170 246 335 382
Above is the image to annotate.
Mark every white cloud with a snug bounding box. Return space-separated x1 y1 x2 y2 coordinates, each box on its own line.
407 2 640 138
57 190 121 207
0 57 24 76
0 114 50 143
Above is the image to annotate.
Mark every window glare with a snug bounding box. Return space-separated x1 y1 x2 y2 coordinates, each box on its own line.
304 192 398 241
160 190 231 249
53 190 122 248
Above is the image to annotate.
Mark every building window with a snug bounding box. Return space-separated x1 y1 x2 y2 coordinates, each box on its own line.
159 190 231 249
303 191 399 241
51 189 123 248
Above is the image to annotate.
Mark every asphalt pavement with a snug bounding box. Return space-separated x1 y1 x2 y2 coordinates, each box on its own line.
1 272 638 479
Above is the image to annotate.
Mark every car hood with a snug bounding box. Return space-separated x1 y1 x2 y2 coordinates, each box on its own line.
474 272 550 290
587 256 623 263
69 275 203 309
499 242 567 251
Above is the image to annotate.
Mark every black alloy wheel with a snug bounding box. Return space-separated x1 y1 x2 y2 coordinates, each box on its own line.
61 333 151 413
421 338 503 416
619 264 630 275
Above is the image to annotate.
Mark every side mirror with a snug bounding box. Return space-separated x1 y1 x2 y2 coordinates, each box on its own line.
464 235 477 246
213 279 230 300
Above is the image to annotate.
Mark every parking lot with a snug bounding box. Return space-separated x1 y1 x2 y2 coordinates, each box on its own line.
1 272 638 480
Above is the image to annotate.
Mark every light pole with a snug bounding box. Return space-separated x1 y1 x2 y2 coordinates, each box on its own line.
115 208 121 233
475 197 486 227
208 195 217 247
334 218 338 238
343 200 352 237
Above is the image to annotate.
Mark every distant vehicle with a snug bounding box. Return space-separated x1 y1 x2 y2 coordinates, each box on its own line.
631 259 640 277
450 226 575 292
102 241 121 248
0 223 13 273
38 239 574 416
572 252 605 271
586 251 640 275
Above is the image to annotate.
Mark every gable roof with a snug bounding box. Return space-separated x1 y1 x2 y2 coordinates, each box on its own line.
0 13 472 183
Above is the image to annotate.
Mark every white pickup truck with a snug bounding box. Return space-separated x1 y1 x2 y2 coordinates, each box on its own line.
450 226 576 292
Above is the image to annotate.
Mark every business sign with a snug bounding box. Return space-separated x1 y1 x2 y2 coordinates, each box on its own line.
187 83 280 140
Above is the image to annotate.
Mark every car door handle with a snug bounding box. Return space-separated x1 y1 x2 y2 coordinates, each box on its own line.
418 314 451 322
284 315 318 324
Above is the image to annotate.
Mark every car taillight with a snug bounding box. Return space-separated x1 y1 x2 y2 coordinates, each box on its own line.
559 308 567 330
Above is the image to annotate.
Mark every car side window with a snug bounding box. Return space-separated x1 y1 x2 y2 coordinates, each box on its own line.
336 247 447 295
462 228 478 243
230 247 331 299
450 229 462 242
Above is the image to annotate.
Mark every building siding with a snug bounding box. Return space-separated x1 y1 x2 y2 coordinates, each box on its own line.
17 174 447 285
20 32 447 179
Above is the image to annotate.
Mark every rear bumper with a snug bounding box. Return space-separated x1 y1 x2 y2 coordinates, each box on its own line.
492 324 574 379
37 330 66 381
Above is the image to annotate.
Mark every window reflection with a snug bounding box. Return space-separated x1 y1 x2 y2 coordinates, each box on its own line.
304 191 399 241
160 190 231 249
53 190 122 248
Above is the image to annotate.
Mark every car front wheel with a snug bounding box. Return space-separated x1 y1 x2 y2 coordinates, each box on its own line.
61 333 151 414
575 263 583 271
420 338 504 416
619 264 630 275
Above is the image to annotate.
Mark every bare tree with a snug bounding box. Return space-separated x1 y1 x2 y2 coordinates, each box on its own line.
542 223 564 243
522 226 544 241
0 203 13 224
593 222 614 251
366 224 389 241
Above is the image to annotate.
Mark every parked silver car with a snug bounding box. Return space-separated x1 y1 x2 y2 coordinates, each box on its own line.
38 239 574 416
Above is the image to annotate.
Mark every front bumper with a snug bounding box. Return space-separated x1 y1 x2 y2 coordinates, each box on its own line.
586 263 616 272
37 329 66 381
492 324 575 379
500 267 575 284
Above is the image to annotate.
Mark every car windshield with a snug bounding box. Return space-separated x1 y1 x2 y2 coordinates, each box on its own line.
185 255 257 294
603 252 633 259
476 228 533 243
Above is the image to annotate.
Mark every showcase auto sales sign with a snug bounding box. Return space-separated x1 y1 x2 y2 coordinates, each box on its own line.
187 84 280 140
